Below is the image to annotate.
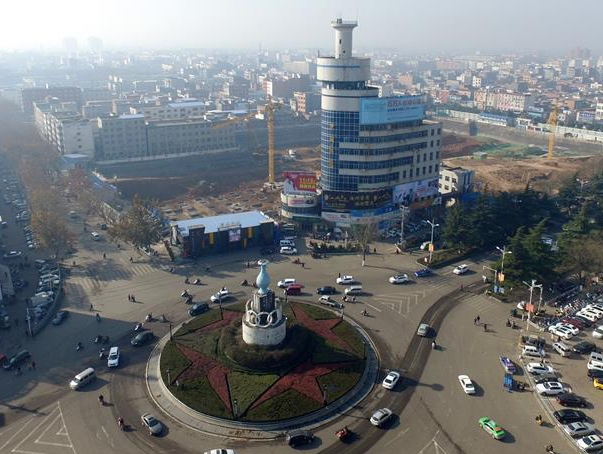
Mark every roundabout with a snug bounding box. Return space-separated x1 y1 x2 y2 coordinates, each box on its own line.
150 261 377 431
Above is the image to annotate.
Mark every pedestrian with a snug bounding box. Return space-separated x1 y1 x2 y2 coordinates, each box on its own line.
338 272 341 278
16 366 21 376
14 318 18 326
117 244 121 249
31 360 36 370
246 261 250 268
396 249 400 255
127 294 131 302
89 304 93 311
473 317 477 325
476 315 481 324
103 253 106 259
132 295 136 303
129 257 133 263
301 262 305 268
460 284 464 291
373 247 377 254
25 329 29 337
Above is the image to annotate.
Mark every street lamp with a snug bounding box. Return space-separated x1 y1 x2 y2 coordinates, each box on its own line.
425 220 439 264
166 368 171 387
523 279 542 333
495 246 512 275
233 399 239 419
169 323 173 341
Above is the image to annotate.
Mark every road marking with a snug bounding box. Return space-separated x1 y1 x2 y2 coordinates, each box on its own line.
99 426 114 448
384 427 410 446
0 414 36 451
10 405 55 453
365 303 382 312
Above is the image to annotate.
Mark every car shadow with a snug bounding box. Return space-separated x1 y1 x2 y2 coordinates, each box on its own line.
500 431 516 444
472 382 485 397
291 436 322 450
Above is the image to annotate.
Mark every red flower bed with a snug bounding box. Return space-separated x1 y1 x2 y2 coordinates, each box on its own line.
199 310 239 334
251 360 348 409
176 344 231 412
291 303 351 351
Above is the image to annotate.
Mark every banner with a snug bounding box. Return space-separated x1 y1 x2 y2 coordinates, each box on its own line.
322 189 392 211
393 178 439 205
283 171 317 194
360 95 426 125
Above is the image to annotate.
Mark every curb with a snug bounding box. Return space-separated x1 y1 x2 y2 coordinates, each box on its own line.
145 312 379 439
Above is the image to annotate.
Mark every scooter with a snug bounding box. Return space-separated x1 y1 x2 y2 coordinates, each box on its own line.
193 278 201 285
76 342 83 351
145 313 153 322
134 322 143 332
241 280 248 286
181 290 189 298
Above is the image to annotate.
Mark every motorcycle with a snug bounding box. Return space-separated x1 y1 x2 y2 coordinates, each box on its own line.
184 277 190 284
193 279 201 285
94 335 102 344
145 313 153 322
181 290 189 298
134 323 143 332
432 341 437 350
241 279 248 286
99 348 106 359
76 342 83 351
336 426 353 441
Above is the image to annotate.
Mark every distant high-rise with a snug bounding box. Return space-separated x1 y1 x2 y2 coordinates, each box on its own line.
88 36 103 55
62 36 78 56
317 19 442 227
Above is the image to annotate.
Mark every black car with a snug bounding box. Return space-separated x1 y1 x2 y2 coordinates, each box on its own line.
51 311 69 325
553 409 587 424
573 341 597 354
534 375 555 385
587 369 603 379
286 429 314 447
556 393 588 408
3 350 30 370
131 331 154 346
188 303 209 316
317 286 337 295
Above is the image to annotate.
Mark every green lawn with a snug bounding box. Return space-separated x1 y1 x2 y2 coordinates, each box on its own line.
176 309 222 335
159 341 191 385
177 329 221 359
223 301 247 313
312 333 359 364
170 376 230 419
317 360 365 403
228 371 279 417
332 322 365 358
245 388 321 421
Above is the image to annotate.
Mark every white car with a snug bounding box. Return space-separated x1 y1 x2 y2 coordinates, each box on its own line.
370 408 393 426
559 323 580 335
563 422 596 438
535 381 565 396
382 371 401 390
280 246 297 255
141 413 163 435
586 306 603 318
458 374 476 394
336 275 355 285
592 326 603 339
277 278 297 288
549 325 574 340
577 311 599 322
107 347 120 368
526 362 556 376
210 289 231 303
577 434 603 452
389 274 410 284
453 264 469 275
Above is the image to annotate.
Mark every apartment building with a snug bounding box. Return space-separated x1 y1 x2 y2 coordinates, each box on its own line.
131 100 207 120
474 90 533 112
20 86 83 115
95 114 148 162
33 103 95 157
439 165 475 194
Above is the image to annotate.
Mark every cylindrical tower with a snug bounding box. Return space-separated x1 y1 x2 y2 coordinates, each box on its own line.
332 18 356 59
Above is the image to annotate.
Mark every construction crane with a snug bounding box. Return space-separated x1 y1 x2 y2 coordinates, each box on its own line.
212 99 281 186
547 105 558 160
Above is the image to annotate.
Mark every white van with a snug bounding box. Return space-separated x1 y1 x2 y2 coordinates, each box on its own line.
69 367 95 390
553 342 572 357
344 285 363 295
90 232 100 241
587 352 603 370
522 345 545 358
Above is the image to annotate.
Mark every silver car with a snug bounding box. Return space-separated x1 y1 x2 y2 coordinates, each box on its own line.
141 413 162 435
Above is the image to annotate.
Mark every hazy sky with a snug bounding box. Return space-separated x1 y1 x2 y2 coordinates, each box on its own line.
1 0 601 53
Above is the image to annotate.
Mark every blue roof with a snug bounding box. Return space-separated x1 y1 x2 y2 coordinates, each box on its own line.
171 210 273 236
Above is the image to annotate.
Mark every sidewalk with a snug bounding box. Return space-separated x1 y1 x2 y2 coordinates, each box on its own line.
145 316 379 439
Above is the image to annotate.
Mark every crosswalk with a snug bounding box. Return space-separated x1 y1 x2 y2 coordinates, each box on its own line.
65 262 158 296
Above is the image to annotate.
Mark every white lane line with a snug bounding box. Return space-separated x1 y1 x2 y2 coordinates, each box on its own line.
100 426 114 448
384 426 410 447
57 402 77 454
34 411 71 447
365 303 382 312
0 413 38 451
10 405 58 453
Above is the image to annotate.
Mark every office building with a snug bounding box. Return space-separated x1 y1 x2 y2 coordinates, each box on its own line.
317 19 442 228
95 114 148 162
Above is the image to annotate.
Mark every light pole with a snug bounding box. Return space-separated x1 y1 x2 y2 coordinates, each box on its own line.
169 323 173 341
576 178 588 196
496 246 512 275
166 368 171 386
523 279 542 333
425 220 439 264
399 206 409 247
233 399 239 419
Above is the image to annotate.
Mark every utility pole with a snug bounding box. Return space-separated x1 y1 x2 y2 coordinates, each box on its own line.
426 219 439 264
523 279 542 333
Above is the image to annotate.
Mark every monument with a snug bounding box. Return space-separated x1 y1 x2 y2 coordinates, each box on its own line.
242 260 287 345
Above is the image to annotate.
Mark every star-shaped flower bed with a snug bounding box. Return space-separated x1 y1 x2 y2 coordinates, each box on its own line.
291 302 352 352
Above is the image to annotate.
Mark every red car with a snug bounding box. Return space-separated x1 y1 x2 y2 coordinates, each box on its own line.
562 318 585 330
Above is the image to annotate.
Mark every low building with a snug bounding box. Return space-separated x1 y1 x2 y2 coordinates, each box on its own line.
131 100 207 120
33 103 95 157
170 211 275 258
439 165 475 194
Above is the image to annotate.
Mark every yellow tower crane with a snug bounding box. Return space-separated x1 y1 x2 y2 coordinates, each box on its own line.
547 105 558 160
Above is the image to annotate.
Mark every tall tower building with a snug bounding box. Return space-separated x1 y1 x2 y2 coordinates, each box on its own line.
317 19 442 228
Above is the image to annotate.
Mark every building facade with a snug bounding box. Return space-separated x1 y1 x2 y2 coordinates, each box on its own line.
317 19 442 228
95 114 148 162
131 100 207 120
439 165 475 194
20 86 83 115
33 103 95 157
474 90 533 113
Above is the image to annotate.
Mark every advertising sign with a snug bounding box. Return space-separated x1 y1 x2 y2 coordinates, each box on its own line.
321 211 351 225
322 189 392 211
393 178 439 206
283 171 317 194
229 228 241 242
282 193 317 208
360 95 426 125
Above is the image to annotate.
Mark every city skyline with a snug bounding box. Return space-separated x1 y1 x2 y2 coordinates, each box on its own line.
1 0 602 54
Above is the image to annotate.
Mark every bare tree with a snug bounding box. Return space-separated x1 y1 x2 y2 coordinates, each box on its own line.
30 188 74 259
108 195 163 249
351 223 378 266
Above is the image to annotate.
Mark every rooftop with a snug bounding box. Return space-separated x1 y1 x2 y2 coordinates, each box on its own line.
171 210 273 237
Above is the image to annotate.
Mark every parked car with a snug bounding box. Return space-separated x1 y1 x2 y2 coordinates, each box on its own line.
188 303 209 316
3 350 30 370
458 375 476 394
279 246 297 255
594 378 603 390
536 381 565 396
553 409 587 424
562 422 596 438
285 429 314 447
526 362 556 376
277 278 296 288
210 290 232 303
576 434 603 452
573 341 598 354
370 408 393 427
592 326 603 339
51 311 68 325
318 295 343 308
3 250 21 259
556 393 588 408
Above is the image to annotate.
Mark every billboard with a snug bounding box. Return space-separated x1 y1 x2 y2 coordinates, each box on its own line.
229 228 241 242
283 171 317 194
360 95 426 125
322 189 392 211
281 193 318 208
393 178 439 206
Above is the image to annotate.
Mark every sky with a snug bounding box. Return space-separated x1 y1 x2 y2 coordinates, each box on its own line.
1 0 602 54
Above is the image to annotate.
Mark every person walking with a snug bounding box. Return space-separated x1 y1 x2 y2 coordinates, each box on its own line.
131 295 136 303
89 304 94 311
31 360 36 370
476 315 481 325
129 257 133 263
